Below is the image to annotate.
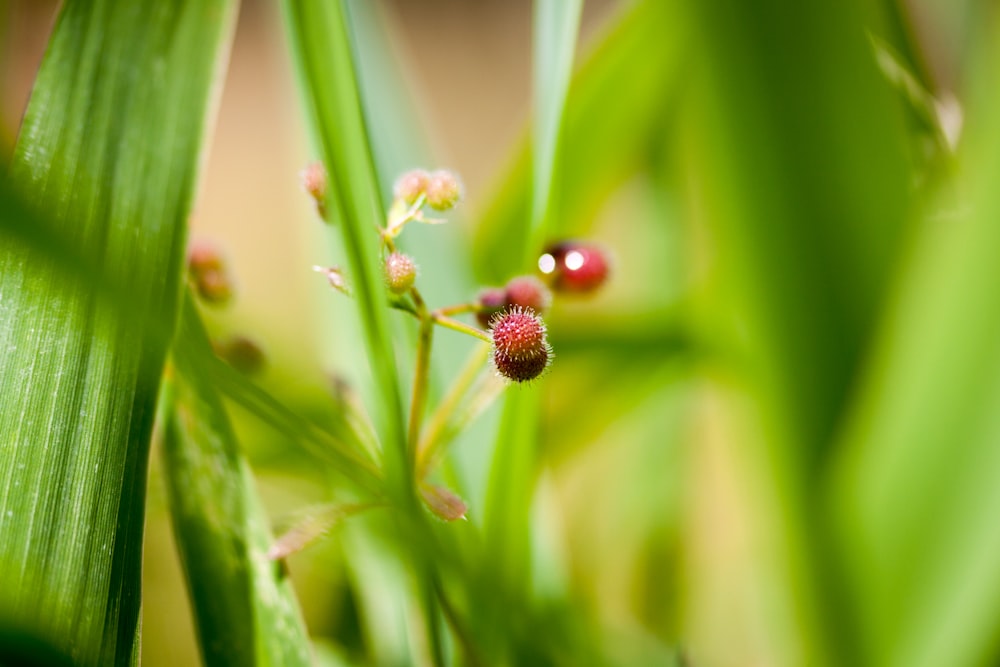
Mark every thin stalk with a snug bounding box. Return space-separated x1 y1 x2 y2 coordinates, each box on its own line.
436 302 476 317
433 314 492 344
408 288 434 469
433 573 484 667
417 344 492 477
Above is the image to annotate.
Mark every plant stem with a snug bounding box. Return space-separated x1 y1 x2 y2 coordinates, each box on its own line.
408 288 434 469
436 302 476 317
433 313 492 343
417 344 491 476
433 572 484 667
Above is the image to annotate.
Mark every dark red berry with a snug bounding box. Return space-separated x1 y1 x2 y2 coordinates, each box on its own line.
476 287 506 328
490 308 552 383
538 241 610 293
504 275 551 313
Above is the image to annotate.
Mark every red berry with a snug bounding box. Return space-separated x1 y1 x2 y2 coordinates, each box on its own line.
476 287 506 328
538 241 610 293
490 308 552 383
504 275 551 313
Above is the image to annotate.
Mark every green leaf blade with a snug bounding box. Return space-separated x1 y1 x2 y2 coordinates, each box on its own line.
0 1 238 663
163 297 312 667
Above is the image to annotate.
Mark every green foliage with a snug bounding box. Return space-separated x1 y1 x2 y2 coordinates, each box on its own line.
5 0 1000 665
161 296 311 666
0 1 236 664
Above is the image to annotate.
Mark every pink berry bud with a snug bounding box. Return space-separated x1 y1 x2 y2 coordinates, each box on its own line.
188 240 233 305
420 483 468 522
394 169 430 205
476 287 506 328
425 170 462 211
384 252 418 294
538 241 610 293
300 161 328 217
490 307 552 383
504 275 552 313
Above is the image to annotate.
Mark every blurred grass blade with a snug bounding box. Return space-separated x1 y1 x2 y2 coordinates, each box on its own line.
472 0 683 281
0 1 237 663
475 2 581 661
526 0 582 263
832 24 1000 667
282 0 409 499
202 344 384 494
685 0 912 663
162 296 312 666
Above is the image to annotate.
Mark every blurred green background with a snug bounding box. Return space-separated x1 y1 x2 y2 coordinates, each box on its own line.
3 0 998 665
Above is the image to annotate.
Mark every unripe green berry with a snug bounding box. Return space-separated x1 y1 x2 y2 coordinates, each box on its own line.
425 170 461 210
384 252 417 294
490 307 552 383
394 169 430 205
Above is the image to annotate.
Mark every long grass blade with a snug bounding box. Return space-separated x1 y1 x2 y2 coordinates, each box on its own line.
832 22 1000 667
281 0 409 501
0 1 237 663
162 296 312 666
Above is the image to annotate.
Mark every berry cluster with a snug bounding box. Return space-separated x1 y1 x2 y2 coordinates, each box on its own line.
277 165 617 524
304 165 610 385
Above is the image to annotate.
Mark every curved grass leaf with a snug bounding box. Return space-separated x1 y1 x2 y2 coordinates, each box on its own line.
832 24 1000 667
476 2 581 662
685 0 912 662
472 0 684 282
0 1 237 663
161 296 311 666
282 0 409 502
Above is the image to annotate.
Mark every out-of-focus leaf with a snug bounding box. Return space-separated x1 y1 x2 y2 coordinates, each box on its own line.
472 0 684 281
685 0 912 663
832 24 1000 667
524 0 582 264
162 296 311 666
0 1 237 663
201 342 383 494
282 0 409 499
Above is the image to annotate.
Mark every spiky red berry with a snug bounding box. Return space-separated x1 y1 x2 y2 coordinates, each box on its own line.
538 241 610 293
476 287 506 328
385 252 418 294
504 275 552 313
490 307 552 383
425 170 461 210
394 169 430 205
